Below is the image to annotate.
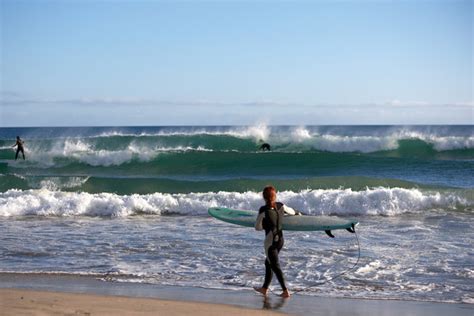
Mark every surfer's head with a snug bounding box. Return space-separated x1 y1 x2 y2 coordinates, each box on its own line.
263 185 277 208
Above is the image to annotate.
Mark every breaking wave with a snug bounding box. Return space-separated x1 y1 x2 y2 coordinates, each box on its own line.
0 187 471 217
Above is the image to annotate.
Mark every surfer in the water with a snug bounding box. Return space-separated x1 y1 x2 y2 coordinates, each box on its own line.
254 185 298 298
12 136 25 160
259 143 271 151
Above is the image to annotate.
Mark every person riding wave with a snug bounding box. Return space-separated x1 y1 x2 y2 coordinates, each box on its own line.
259 142 271 151
12 136 25 160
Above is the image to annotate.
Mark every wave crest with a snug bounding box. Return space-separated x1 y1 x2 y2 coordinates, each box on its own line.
22 139 213 167
91 125 474 152
281 127 473 152
0 188 470 217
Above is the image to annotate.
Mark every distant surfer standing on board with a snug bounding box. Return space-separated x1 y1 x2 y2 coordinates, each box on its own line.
12 136 25 160
254 185 299 298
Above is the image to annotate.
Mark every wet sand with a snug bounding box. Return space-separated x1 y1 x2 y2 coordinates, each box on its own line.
0 273 472 316
0 288 282 316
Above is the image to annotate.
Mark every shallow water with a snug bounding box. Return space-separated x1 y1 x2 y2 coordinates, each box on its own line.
1 212 473 303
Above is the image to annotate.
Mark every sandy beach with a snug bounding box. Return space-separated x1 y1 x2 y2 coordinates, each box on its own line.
0 288 283 316
1 273 473 316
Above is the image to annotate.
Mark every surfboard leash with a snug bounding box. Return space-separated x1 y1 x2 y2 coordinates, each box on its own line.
269 230 361 296
290 188 362 295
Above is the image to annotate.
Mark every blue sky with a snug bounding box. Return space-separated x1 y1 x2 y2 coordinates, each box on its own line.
1 0 472 126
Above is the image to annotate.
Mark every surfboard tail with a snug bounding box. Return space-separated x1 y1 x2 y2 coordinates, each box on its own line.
326 223 357 238
346 223 356 233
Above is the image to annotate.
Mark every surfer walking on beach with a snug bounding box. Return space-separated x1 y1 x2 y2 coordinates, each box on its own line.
254 185 297 298
12 136 25 160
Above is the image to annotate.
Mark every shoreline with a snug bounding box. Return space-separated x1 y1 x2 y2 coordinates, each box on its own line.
0 273 472 316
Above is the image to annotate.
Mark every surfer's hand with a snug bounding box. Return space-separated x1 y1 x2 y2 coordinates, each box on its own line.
295 211 302 216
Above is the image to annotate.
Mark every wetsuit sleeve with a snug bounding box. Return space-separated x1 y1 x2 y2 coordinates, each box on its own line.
255 209 265 231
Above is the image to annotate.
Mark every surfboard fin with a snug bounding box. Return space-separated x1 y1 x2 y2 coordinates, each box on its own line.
346 224 356 233
325 230 335 238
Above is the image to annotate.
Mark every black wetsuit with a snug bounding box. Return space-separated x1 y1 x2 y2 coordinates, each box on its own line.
258 202 287 291
259 143 271 151
15 140 25 160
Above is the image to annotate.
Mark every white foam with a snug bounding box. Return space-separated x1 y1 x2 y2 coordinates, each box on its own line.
461 296 474 304
157 126 472 153
418 133 472 151
0 187 470 217
355 260 382 275
316 128 471 152
290 127 312 143
22 139 214 167
310 135 399 153
8 126 472 156
303 133 462 153
231 123 270 141
155 146 213 153
93 123 271 141
28 177 90 191
283 188 472 216
279 127 473 152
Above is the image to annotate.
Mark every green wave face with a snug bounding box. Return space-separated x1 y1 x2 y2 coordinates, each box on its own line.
0 126 473 192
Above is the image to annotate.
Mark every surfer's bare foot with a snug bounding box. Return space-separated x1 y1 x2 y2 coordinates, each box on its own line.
280 289 291 298
253 287 268 296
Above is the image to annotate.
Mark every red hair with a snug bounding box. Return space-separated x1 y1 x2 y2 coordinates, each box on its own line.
263 186 277 209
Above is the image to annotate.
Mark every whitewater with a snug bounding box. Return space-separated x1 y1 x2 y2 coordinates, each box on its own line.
0 125 473 304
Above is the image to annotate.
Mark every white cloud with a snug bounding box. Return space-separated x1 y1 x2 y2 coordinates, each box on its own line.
1 92 473 126
1 93 473 109
384 99 430 107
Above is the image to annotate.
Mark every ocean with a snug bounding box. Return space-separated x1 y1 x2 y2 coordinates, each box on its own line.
0 125 473 303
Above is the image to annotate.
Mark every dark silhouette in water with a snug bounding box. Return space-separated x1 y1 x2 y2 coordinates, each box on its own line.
12 136 25 160
259 143 271 151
